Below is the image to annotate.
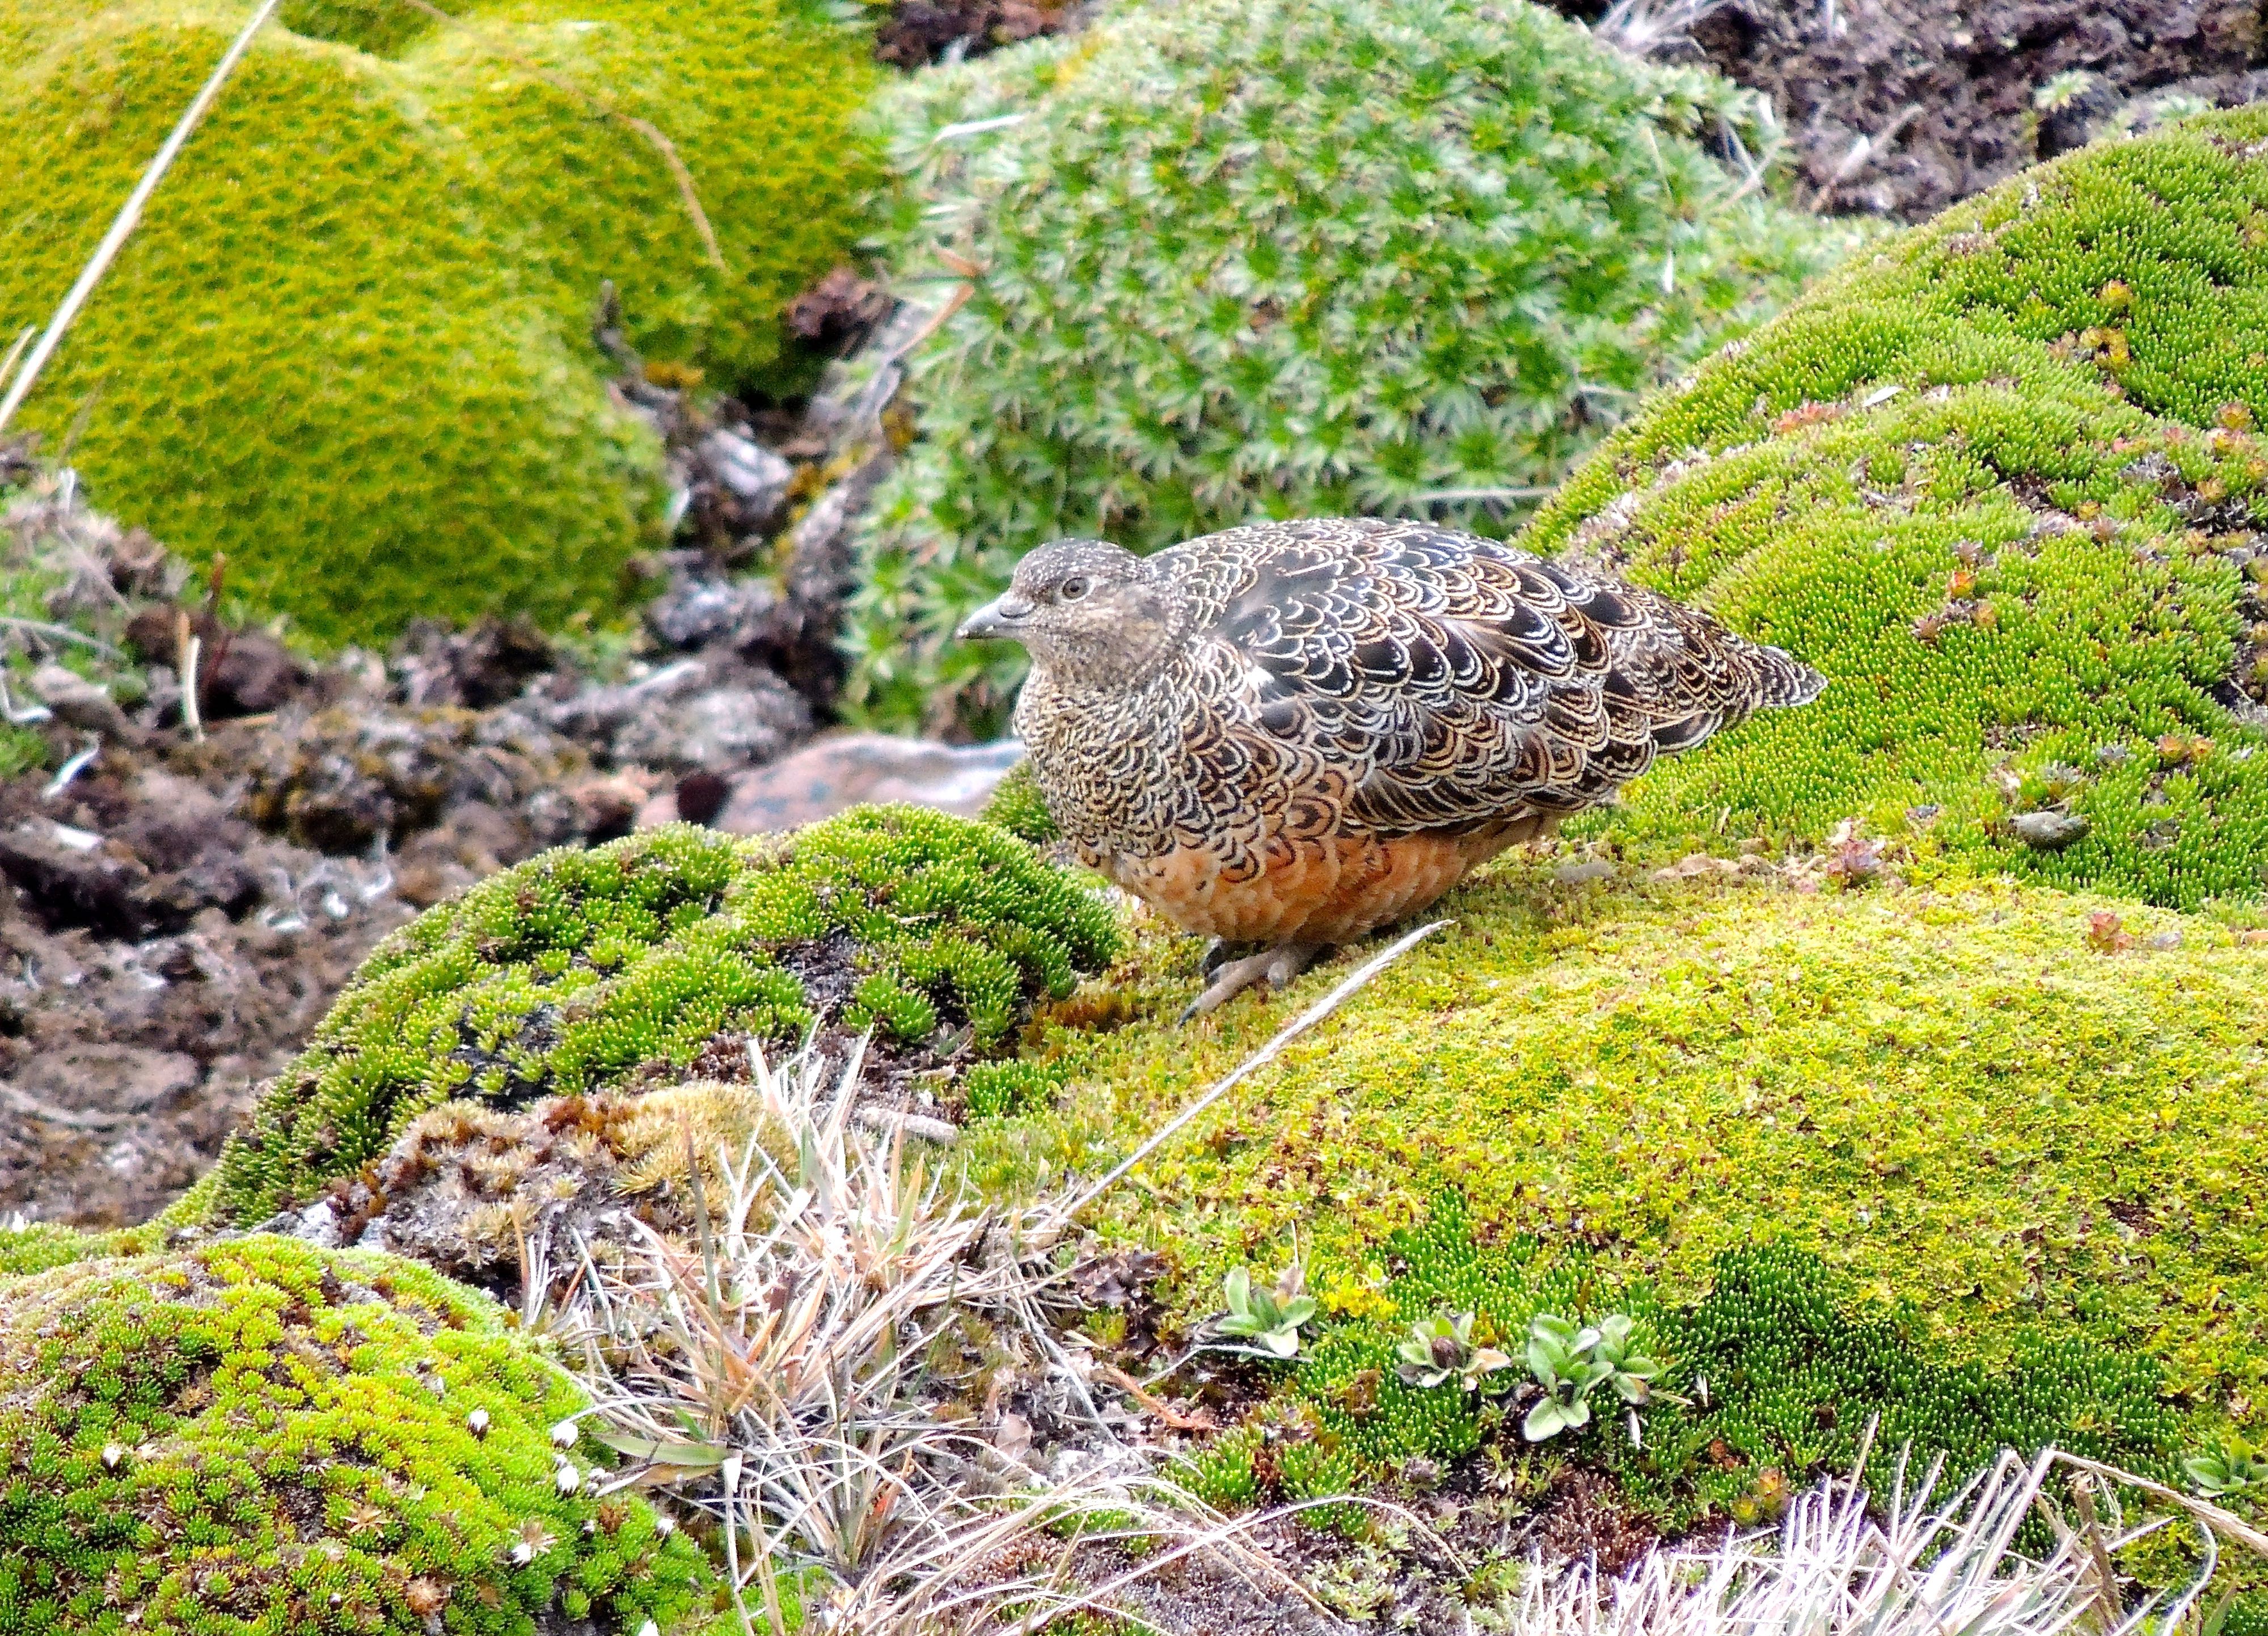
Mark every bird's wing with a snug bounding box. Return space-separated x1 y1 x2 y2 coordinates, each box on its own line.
1179 517 1815 835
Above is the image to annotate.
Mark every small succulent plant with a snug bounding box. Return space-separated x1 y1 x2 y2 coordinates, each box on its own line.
1395 1311 1515 1393
1522 1312 1661 1442
2185 1442 2268 1499
1214 1263 1320 1359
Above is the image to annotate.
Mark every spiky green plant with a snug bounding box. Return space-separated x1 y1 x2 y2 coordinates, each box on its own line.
846 0 1856 731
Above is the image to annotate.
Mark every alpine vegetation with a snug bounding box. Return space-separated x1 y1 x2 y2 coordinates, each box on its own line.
846 0 1859 731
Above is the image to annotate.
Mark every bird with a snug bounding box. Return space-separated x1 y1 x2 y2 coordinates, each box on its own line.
956 517 1824 1017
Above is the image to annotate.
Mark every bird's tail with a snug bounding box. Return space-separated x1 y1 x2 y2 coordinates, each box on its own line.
1747 643 1826 708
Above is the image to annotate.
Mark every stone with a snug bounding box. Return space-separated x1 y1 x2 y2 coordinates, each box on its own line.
29 663 133 738
637 732 1026 832
2011 809 2091 850
699 427 793 525
642 558 783 650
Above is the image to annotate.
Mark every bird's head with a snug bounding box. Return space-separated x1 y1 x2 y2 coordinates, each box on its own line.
955 540 1186 688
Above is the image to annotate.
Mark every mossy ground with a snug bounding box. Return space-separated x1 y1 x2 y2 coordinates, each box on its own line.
1184 1200 2183 1533
1524 109 2268 908
988 859 2268 1436
0 0 876 647
202 807 1119 1226
0 1233 714 1634
969 125 2268 1519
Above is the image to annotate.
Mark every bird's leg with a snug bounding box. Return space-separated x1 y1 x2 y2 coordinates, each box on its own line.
1198 937 1254 977
1180 940 1328 1021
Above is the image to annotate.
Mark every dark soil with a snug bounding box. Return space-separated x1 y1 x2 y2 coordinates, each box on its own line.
1566 0 2267 221
871 0 1079 68
0 404 858 1226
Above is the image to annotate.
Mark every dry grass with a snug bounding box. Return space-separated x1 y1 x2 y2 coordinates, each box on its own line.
559 1036 1340 1632
1505 1441 2266 1636
1591 0 1729 58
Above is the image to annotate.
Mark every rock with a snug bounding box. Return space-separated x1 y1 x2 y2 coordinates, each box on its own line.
205 629 311 715
29 663 133 738
547 656 809 774
754 448 898 703
785 265 894 348
2011 809 2091 850
121 612 314 719
392 799 533 908
563 769 659 844
648 732 1027 833
0 820 160 938
6 1043 200 1126
610 680 809 774
642 556 782 649
699 428 792 527
392 615 556 709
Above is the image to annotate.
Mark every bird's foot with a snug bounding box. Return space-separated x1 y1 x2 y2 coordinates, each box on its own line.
1180 941 1327 1021
1198 937 1254 978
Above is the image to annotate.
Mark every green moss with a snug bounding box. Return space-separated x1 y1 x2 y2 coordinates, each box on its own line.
1519 109 2268 908
205 809 1120 1225
0 1235 715 1635
1278 1195 2180 1528
0 1225 150 1280
1028 865 2268 1428
0 0 876 648
963 1059 1062 1120
276 0 437 57
979 759 1057 846
844 0 1856 732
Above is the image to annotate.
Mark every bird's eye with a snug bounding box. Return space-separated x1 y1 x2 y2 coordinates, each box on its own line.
1059 576 1090 601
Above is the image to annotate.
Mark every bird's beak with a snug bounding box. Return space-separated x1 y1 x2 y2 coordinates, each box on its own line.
957 594 1033 641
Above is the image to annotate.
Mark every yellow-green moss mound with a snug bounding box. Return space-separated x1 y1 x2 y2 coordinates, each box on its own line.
204 808 1120 1225
0 1234 713 1634
1017 864 2268 1428
0 0 876 646
1526 109 2268 909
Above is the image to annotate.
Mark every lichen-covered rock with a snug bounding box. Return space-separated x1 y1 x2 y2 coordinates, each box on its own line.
200 808 1119 1225
844 0 1858 732
0 0 876 647
0 1233 714 1634
1527 109 2268 909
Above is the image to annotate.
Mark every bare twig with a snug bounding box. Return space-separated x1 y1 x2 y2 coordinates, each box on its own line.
1810 104 1923 209
0 327 33 408
0 0 285 435
0 616 121 657
393 0 725 272
1091 1363 1215 1432
1058 918 1451 1218
855 1104 961 1145
1411 486 1555 504
176 609 203 743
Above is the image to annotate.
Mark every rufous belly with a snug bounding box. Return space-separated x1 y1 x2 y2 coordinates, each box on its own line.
1109 816 1549 945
